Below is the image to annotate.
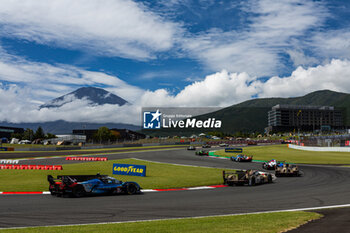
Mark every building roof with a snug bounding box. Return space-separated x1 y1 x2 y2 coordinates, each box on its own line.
272 104 335 110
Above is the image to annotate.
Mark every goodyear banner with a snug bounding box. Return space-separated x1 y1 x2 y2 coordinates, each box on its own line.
0 147 14 151
225 148 243 153
113 163 146 177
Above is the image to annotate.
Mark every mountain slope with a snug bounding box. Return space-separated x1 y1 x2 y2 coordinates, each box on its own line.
234 90 350 107
196 90 350 133
40 87 128 108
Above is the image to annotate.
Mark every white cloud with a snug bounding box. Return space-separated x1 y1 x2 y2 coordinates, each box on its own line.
311 30 350 60
255 59 350 98
0 0 180 60
0 88 140 124
138 71 179 80
139 59 350 108
0 45 144 124
1 58 350 125
0 48 143 103
182 0 327 76
286 49 318 67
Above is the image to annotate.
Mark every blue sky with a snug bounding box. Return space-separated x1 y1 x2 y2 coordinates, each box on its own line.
0 0 350 123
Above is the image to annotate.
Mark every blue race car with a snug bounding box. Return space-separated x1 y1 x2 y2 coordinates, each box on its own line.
48 174 141 197
230 154 253 162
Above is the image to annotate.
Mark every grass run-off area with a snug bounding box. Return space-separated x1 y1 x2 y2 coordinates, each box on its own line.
0 211 321 233
215 144 350 164
0 159 234 192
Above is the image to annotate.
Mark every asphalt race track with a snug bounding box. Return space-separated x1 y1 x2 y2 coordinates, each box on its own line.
0 145 187 160
0 147 350 230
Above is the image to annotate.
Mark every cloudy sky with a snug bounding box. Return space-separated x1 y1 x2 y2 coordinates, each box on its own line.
0 0 350 124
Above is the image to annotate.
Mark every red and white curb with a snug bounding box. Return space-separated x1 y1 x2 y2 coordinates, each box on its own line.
0 191 51 195
0 185 227 195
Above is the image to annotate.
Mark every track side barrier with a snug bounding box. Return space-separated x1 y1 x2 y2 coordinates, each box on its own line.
288 144 350 152
66 157 108 161
0 165 63 170
0 160 19 164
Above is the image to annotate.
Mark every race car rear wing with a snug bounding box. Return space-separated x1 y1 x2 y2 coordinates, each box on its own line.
48 174 108 185
223 170 247 181
57 174 108 182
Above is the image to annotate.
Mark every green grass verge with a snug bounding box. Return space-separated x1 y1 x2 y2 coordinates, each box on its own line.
1 148 187 161
0 159 232 192
0 211 322 233
215 144 350 164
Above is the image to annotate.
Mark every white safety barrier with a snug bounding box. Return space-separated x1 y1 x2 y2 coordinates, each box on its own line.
0 160 19 164
288 144 350 152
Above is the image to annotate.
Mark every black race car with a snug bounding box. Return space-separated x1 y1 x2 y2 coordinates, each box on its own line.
48 174 141 197
195 150 209 156
202 144 211 148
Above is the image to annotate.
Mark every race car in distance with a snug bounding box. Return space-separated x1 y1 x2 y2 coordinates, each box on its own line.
247 141 257 146
230 154 253 162
48 174 141 197
275 163 301 177
195 150 209 156
202 144 211 148
187 146 196 150
223 170 273 186
219 143 229 147
262 159 284 170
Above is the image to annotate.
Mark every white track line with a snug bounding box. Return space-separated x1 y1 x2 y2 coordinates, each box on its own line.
186 186 214 190
1 203 349 230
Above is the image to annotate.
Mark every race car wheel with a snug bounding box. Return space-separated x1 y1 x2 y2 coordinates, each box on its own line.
49 186 56 196
72 185 86 198
126 183 138 195
268 174 273 183
248 177 256 186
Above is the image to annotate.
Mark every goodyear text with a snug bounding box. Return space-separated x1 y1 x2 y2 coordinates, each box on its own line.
113 163 146 177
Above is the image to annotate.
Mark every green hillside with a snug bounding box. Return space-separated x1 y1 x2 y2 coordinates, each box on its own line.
235 90 350 107
144 90 350 135
203 89 350 133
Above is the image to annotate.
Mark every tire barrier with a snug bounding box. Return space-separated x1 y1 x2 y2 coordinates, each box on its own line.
0 165 63 170
65 157 108 161
0 160 19 164
123 144 143 147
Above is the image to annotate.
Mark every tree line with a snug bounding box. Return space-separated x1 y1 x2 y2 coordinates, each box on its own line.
11 127 57 141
